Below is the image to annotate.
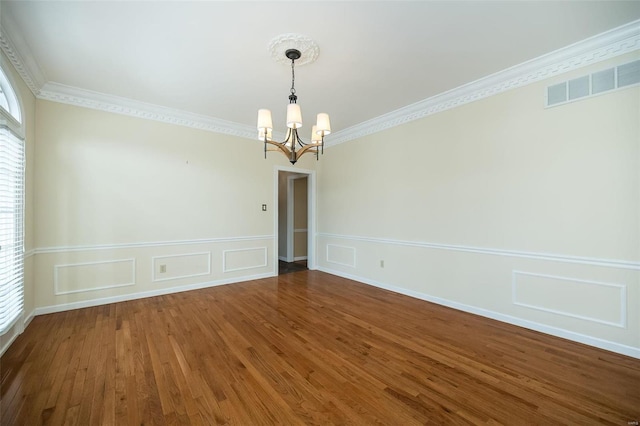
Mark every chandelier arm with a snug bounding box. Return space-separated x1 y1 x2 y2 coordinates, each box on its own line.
264 128 299 147
292 130 315 147
265 139 293 156
294 144 319 157
265 139 318 161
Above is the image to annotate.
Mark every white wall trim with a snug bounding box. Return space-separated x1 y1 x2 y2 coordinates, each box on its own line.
151 252 212 283
279 256 308 262
2 16 637 146
34 273 273 317
0 338 14 357
317 266 640 360
512 271 627 328
38 82 257 140
222 247 268 273
318 233 640 271
0 310 37 356
32 235 274 255
0 21 46 96
24 249 36 258
54 258 136 295
24 309 35 328
327 19 640 146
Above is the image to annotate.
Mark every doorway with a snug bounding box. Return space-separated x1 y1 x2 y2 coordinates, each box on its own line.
274 166 315 275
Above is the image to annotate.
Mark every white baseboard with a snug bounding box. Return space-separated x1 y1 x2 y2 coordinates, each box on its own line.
24 309 35 328
34 273 274 316
278 256 308 262
318 266 640 360
1 336 16 357
0 309 36 357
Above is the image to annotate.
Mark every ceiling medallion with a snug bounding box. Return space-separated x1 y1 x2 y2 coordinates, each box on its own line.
258 37 331 165
268 33 319 67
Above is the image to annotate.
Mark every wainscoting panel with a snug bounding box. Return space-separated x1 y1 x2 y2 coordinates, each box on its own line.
316 233 640 358
513 271 626 328
223 247 268 273
34 235 275 311
54 259 136 295
326 244 356 268
152 252 211 282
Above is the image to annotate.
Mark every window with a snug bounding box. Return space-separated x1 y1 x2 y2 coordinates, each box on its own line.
0 67 21 123
0 128 24 334
0 64 24 335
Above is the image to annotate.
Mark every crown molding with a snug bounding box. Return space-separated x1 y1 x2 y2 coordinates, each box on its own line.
0 15 638 143
327 19 640 146
0 19 46 96
38 82 257 139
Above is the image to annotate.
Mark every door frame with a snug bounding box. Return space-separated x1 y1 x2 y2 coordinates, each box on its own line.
273 165 316 274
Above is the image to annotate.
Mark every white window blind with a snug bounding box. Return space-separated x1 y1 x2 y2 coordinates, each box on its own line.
0 126 24 334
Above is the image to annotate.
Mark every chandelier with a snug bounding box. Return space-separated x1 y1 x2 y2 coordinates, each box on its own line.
257 48 331 165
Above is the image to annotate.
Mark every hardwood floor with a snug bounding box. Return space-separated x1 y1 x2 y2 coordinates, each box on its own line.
2 271 639 425
278 260 308 275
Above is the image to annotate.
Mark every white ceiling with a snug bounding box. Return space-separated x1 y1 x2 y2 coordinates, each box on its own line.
2 1 640 137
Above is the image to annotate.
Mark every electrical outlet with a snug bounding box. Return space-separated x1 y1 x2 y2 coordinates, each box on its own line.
160 264 166 273
380 260 384 268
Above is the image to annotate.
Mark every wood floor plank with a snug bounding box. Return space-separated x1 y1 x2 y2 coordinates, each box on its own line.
2 270 639 425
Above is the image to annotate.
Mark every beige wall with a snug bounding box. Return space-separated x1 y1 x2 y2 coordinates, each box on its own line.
34 101 277 246
317 52 640 356
31 100 318 310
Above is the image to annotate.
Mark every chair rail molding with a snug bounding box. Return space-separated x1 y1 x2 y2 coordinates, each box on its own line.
317 233 640 270
32 235 275 255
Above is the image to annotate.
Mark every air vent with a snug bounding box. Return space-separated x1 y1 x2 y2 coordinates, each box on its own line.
546 59 640 107
592 68 615 94
568 76 589 100
547 83 567 105
618 60 640 87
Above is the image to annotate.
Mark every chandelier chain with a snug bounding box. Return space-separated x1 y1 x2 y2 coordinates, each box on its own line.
290 58 296 96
